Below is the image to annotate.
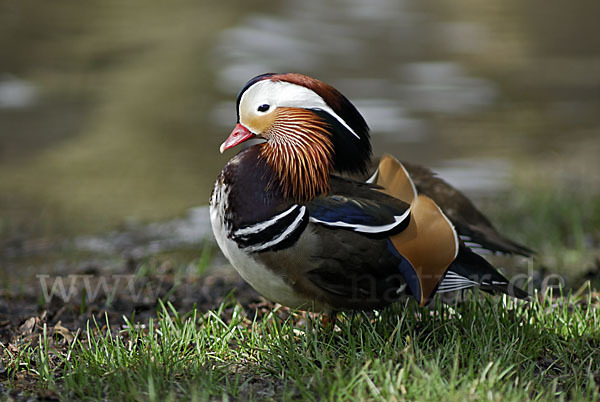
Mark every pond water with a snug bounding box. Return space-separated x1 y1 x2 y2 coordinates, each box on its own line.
1 0 599 246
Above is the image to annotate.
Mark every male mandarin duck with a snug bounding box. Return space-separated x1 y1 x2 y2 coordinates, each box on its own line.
210 73 530 312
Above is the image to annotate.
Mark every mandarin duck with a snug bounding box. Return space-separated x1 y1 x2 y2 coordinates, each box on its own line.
210 73 530 312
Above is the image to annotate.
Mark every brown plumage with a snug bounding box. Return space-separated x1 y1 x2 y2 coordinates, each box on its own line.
373 155 458 305
269 73 346 111
260 108 334 201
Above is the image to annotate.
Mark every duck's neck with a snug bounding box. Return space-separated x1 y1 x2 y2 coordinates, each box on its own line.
258 130 333 202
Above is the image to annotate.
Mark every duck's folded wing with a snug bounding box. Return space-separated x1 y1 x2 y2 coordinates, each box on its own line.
302 227 408 310
401 161 534 256
307 179 411 237
308 169 459 306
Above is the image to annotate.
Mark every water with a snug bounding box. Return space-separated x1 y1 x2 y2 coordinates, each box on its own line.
212 0 600 192
1 0 599 247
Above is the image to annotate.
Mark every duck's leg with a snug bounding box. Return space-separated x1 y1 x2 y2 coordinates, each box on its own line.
321 311 338 331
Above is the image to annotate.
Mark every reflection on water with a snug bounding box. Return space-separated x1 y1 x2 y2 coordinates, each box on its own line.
0 75 37 109
434 158 511 195
0 0 599 246
398 62 497 114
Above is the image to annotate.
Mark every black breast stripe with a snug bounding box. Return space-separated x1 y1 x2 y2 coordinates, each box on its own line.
230 205 308 253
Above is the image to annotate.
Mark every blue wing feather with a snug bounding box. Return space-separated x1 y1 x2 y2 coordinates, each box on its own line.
308 194 410 236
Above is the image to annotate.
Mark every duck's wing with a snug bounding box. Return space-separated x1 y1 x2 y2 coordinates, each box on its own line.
309 168 460 306
307 177 411 237
399 160 534 256
306 158 530 307
307 176 452 306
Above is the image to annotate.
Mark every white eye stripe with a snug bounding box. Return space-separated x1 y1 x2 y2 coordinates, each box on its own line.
240 80 360 139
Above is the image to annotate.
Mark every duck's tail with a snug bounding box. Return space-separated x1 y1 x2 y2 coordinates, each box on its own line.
438 246 530 300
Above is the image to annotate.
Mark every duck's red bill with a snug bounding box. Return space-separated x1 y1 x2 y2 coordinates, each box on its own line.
220 124 255 153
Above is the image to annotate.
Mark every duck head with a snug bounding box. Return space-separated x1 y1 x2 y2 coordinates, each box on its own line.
220 73 372 201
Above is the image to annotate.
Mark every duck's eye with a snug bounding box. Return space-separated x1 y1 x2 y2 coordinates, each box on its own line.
257 104 270 112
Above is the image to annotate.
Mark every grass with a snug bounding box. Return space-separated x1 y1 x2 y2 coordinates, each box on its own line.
2 157 599 400
2 170 599 401
481 169 600 288
2 288 599 401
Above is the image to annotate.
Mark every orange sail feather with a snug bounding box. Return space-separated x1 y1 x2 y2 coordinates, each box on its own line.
373 155 458 305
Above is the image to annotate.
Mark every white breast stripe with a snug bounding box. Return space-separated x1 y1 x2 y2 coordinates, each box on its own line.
309 207 410 234
233 204 300 236
244 206 307 253
210 183 315 309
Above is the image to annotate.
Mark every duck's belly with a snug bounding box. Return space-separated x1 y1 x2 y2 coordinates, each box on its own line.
210 185 321 310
